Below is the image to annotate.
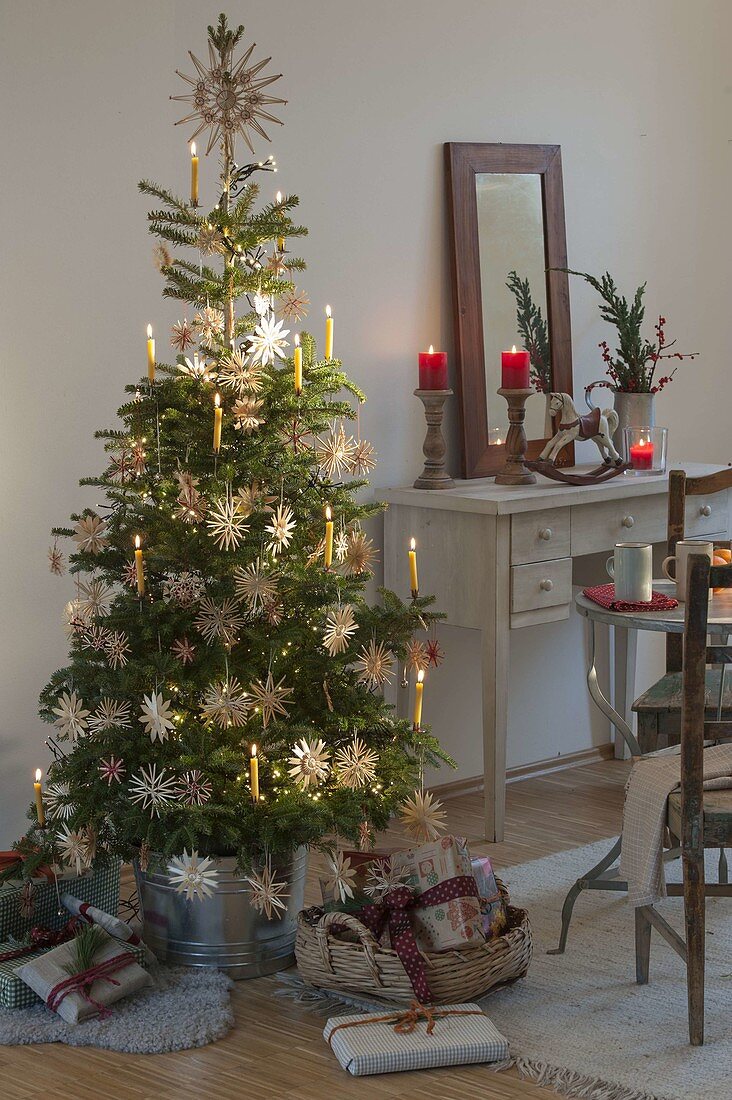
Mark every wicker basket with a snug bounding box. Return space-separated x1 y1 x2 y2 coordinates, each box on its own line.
295 881 532 1005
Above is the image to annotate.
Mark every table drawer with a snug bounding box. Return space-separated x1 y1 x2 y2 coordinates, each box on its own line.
511 558 572 614
685 493 728 538
511 507 571 564
571 495 666 556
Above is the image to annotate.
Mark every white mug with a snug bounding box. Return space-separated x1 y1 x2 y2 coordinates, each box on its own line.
662 540 714 601
606 542 653 603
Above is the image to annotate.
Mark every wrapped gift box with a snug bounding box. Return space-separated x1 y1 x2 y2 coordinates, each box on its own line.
324 1003 510 1076
320 850 392 914
0 860 121 941
0 936 147 1010
389 836 484 951
16 931 151 1022
471 856 508 939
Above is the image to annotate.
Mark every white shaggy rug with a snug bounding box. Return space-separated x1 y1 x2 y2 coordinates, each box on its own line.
488 840 731 1100
0 964 234 1052
285 841 731 1100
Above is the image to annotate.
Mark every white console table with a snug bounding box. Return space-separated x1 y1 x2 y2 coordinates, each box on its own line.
383 463 731 841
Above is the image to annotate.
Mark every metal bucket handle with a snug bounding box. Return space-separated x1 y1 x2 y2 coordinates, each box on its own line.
315 909 382 982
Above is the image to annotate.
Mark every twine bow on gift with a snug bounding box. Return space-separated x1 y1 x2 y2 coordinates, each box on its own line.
326 1000 486 1048
0 918 79 964
357 876 480 1003
45 951 136 1019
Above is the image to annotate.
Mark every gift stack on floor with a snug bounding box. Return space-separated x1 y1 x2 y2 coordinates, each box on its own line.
0 854 152 1018
297 831 532 1075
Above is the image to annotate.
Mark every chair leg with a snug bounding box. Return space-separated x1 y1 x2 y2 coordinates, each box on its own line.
635 906 651 984
718 847 728 885
683 849 705 1046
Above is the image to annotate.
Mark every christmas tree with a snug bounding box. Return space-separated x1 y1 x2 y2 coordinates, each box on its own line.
24 16 449 899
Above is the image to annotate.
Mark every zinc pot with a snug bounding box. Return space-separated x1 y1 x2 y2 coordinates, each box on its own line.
611 390 655 455
133 846 308 978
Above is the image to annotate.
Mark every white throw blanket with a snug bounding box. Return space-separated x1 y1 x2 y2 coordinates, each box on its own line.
620 743 732 907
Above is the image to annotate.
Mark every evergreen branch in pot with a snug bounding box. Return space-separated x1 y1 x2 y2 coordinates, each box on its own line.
559 269 698 393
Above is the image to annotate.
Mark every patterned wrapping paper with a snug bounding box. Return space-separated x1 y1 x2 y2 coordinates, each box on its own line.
389 836 484 951
471 856 508 938
0 937 147 1010
17 932 151 1022
0 860 121 941
324 1003 510 1076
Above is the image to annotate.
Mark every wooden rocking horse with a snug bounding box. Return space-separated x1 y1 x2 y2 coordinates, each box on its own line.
526 392 629 485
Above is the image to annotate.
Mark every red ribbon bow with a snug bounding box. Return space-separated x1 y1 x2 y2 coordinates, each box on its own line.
358 875 480 1002
46 951 136 1019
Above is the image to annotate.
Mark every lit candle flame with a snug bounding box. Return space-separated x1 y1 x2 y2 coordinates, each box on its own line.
428 344 434 354
134 534 141 550
325 505 332 521
190 142 196 157
276 190 282 203
294 333 300 347
417 669 425 684
35 768 42 783
325 304 332 318
251 744 257 758
410 537 416 551
147 324 153 339
214 392 221 409
511 344 517 354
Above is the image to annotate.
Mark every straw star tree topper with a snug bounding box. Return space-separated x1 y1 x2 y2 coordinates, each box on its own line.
28 15 450 899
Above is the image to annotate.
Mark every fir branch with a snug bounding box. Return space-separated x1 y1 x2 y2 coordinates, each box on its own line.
63 924 107 977
506 271 551 392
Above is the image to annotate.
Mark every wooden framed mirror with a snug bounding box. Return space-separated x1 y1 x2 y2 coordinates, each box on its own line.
445 143 574 478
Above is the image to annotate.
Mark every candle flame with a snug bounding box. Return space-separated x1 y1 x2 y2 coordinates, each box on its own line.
511 345 517 354
325 304 332 318
640 437 645 446
190 141 196 157
276 190 282 203
417 669 425 684
134 535 141 550
410 537 416 551
251 744 257 758
214 392 221 408
35 768 42 783
428 344 434 354
294 333 300 347
147 324 153 339
325 505 332 521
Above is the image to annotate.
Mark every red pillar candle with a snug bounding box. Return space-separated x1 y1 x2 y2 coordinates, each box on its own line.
418 345 448 390
501 345 530 389
629 438 654 470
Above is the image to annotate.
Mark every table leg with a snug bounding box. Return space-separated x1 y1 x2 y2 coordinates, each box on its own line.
481 517 510 843
612 624 637 760
549 620 641 954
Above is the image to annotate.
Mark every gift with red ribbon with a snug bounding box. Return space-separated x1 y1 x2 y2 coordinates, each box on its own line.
389 836 485 952
357 873 482 1000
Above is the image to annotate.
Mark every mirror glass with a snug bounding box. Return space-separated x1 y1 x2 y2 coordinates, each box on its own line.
475 172 549 442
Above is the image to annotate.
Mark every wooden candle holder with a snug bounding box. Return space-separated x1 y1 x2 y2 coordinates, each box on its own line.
414 389 455 490
495 388 536 486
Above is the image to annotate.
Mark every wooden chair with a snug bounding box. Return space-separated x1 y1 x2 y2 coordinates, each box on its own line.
634 554 732 1045
632 467 732 755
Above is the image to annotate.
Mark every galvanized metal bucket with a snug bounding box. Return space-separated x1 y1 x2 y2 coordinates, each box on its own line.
133 847 308 979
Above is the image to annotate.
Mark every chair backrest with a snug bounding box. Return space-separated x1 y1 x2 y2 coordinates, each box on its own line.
666 467 732 672
680 556 732 845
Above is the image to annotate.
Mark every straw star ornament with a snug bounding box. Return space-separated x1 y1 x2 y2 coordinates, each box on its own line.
139 692 176 743
245 862 289 920
288 737 331 789
249 671 293 728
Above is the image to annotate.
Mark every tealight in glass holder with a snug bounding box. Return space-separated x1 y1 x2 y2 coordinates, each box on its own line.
487 427 505 446
623 426 668 476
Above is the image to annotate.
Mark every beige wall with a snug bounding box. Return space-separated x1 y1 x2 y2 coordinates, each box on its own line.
1 0 729 835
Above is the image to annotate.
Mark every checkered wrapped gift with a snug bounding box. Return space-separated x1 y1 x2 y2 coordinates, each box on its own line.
324 1001 510 1076
0 859 121 941
0 935 147 1009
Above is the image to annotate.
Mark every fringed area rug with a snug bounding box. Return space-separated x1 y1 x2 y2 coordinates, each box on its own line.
281 841 731 1100
0 964 234 1052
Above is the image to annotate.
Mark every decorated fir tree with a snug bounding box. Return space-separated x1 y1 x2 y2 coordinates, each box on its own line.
23 16 450 907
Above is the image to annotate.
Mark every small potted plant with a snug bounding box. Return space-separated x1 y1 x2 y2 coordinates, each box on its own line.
566 270 697 443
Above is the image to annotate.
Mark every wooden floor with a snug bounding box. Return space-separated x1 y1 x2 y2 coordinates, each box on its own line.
0 760 630 1100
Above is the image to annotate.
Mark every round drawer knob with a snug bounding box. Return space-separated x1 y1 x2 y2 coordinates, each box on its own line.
539 527 553 541
540 579 554 592
622 515 635 528
700 504 712 517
